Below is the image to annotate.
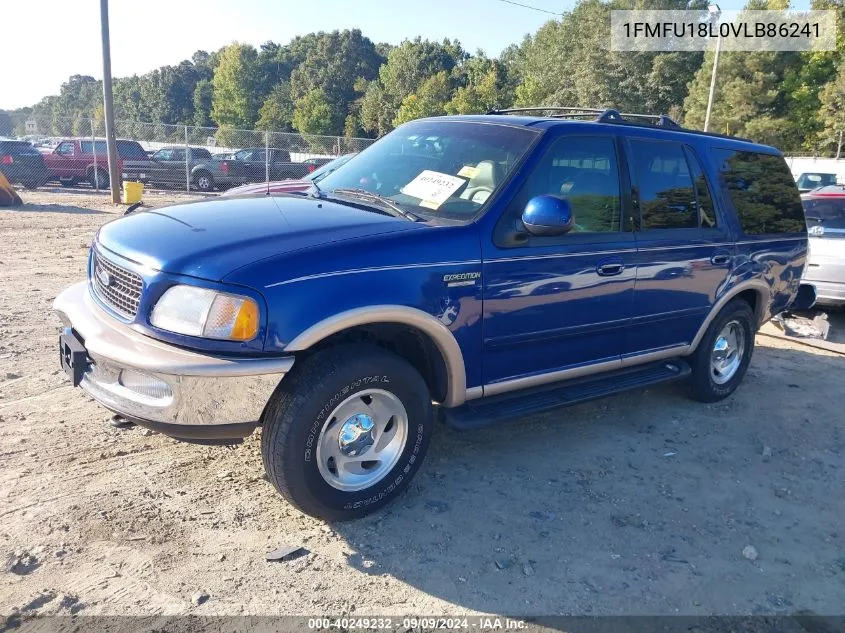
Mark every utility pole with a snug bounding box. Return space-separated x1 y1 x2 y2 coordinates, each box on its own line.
100 0 121 203
703 4 722 133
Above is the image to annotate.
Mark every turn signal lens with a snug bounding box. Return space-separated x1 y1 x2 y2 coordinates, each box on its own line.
203 294 259 341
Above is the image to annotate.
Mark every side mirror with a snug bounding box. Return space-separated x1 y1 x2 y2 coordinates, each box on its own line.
522 195 574 236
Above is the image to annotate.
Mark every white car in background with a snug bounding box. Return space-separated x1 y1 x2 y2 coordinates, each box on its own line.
802 186 845 306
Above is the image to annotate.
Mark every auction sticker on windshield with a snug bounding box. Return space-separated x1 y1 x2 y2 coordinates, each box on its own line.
401 170 466 209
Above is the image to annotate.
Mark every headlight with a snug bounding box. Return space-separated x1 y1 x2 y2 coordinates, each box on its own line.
150 285 259 341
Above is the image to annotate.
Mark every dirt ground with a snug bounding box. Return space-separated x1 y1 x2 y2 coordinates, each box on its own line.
1 189 844 620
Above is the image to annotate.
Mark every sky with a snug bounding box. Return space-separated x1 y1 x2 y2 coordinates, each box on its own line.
2 0 815 110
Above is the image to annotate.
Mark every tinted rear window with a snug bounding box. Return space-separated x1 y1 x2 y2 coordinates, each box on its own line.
80 140 147 158
117 141 147 158
714 149 805 235
803 197 845 236
192 148 212 159
0 141 40 155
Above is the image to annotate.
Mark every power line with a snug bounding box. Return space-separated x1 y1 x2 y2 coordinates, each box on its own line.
495 0 562 16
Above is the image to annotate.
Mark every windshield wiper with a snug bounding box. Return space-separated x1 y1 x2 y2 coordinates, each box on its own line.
329 188 421 222
308 180 323 199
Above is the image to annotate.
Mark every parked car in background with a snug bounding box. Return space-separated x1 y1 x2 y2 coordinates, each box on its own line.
231 148 317 183
796 172 837 192
801 185 845 305
302 156 333 171
0 138 50 189
121 146 248 192
43 138 148 189
222 153 356 197
54 110 812 520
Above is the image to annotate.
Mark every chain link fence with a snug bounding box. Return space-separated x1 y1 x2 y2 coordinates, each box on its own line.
7 113 376 193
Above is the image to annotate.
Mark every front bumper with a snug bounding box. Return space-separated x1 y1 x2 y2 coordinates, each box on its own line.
53 282 293 442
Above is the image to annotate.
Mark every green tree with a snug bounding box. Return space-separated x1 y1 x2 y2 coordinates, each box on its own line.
360 38 466 134
256 82 294 131
292 88 338 135
289 30 382 135
818 64 845 154
516 0 703 114
394 71 452 126
446 57 510 114
211 43 259 128
192 79 214 128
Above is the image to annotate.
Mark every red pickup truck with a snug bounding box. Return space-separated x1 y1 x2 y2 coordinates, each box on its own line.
43 139 148 189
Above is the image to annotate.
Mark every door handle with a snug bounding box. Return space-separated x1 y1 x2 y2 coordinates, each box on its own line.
711 254 730 266
597 262 624 276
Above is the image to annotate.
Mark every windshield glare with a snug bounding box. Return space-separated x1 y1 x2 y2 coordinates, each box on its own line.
316 121 538 221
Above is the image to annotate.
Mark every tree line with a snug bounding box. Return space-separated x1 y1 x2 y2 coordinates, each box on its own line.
2 0 844 154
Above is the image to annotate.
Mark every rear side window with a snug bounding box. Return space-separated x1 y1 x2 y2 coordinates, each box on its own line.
803 197 845 237
0 141 40 156
630 140 697 230
715 149 805 235
80 140 107 155
192 148 212 159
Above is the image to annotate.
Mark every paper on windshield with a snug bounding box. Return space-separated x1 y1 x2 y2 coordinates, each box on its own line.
401 170 466 210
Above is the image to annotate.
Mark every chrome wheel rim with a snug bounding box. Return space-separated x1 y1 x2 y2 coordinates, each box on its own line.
315 389 408 492
711 319 746 385
198 177 210 189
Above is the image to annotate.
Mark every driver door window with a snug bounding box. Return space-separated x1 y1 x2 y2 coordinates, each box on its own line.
511 136 622 234
56 142 74 156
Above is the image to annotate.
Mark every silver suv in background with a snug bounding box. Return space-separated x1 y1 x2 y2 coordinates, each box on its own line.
802 186 845 306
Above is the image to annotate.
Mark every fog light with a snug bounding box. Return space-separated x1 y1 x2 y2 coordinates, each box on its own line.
119 369 172 401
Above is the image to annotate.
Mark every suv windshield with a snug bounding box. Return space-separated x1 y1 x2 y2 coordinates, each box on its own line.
803 197 845 236
316 120 538 221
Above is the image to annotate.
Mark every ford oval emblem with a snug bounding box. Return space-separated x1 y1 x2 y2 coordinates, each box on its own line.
96 266 113 288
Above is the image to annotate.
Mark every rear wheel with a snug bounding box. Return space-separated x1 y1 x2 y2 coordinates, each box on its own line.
261 344 433 520
193 171 214 192
687 299 755 402
89 168 109 190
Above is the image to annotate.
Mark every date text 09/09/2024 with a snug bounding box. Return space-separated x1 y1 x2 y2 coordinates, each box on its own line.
623 21 820 38
308 617 527 630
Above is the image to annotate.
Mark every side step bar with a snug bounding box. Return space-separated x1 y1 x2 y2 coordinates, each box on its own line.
443 359 691 430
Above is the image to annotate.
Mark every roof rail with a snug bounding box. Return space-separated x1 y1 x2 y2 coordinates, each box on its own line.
486 106 755 141
487 106 682 129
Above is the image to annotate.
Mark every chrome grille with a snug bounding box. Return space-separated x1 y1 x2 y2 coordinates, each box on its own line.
91 250 143 319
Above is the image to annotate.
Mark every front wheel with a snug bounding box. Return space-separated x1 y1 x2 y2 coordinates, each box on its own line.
261 344 433 521
89 168 109 190
687 299 755 402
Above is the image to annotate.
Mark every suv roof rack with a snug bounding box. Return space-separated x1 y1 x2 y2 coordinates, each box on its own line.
486 106 751 141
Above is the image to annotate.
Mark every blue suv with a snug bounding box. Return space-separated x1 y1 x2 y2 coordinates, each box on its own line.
54 108 813 520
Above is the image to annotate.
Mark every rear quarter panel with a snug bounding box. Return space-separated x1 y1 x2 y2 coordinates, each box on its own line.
703 140 808 322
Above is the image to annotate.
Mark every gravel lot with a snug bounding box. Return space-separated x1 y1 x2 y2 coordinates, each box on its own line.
1 189 844 620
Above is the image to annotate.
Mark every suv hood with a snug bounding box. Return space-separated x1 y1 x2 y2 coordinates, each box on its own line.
96 195 423 281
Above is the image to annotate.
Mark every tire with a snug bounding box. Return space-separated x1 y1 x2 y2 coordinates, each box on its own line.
89 168 109 190
59 178 78 188
193 171 214 192
687 299 755 403
261 344 433 521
